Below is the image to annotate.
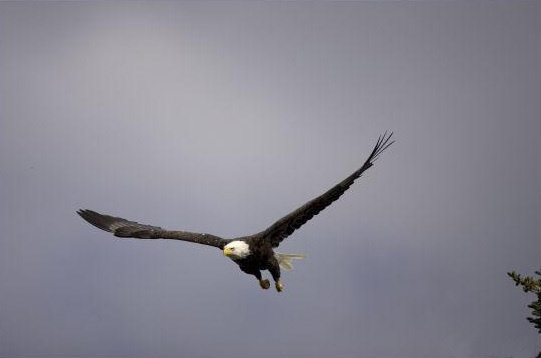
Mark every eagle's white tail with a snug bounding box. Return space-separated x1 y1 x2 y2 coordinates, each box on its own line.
274 253 307 270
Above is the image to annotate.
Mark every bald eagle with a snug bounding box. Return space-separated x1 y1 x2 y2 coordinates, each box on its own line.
78 132 393 292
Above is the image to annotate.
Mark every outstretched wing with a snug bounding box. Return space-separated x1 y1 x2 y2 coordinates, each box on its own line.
77 209 228 249
258 132 394 247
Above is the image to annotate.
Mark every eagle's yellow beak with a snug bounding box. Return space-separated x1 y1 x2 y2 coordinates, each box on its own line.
223 248 232 256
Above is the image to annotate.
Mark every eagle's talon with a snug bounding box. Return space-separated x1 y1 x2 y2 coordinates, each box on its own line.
275 281 284 292
259 279 270 289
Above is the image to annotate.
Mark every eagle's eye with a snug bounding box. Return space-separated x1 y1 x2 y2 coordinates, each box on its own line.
230 247 235 251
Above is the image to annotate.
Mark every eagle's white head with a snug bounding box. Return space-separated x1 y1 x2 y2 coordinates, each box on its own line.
223 240 250 260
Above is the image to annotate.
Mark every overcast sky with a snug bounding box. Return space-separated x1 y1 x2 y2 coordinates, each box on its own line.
0 1 539 357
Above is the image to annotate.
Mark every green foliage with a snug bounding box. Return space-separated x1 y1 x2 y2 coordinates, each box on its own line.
508 270 541 294
507 270 541 358
507 270 541 332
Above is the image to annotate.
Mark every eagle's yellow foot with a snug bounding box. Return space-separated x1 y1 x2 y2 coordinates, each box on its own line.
259 279 270 289
275 281 284 292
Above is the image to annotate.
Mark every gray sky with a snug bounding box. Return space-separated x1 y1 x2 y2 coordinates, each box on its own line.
0 1 539 357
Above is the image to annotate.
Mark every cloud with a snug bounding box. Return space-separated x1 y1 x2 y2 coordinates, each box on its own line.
0 1 539 357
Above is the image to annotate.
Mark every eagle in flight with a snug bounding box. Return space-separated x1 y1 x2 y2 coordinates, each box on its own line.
78 132 393 292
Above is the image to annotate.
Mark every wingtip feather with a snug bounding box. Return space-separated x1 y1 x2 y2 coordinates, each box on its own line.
371 131 394 162
77 208 116 233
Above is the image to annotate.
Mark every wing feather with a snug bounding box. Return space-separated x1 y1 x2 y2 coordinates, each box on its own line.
258 132 394 247
77 209 228 249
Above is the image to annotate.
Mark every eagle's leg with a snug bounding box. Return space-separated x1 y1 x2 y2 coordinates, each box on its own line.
268 257 283 292
240 265 269 290
254 270 270 290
